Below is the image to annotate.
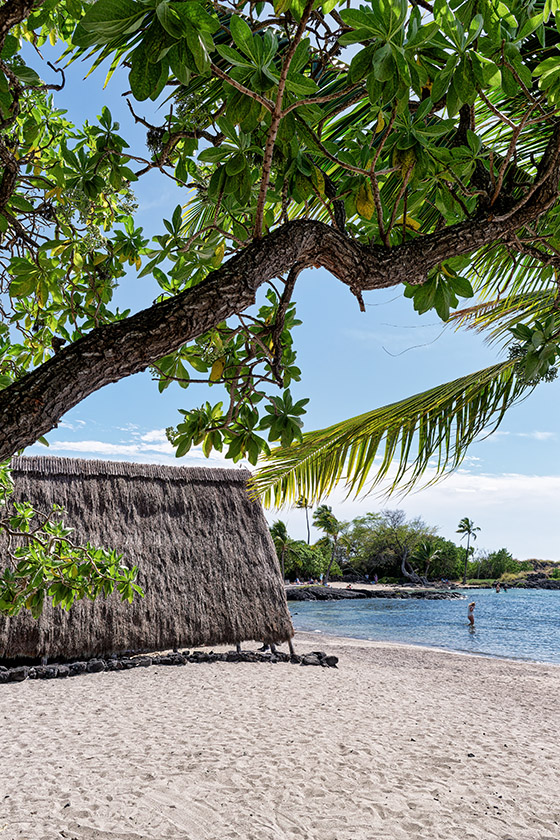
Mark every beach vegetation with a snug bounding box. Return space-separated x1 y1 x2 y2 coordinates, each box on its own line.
2 0 560 611
284 506 544 585
269 520 340 580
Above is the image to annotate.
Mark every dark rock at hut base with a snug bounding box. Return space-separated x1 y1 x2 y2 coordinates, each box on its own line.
189 650 212 663
301 653 322 666
300 651 339 668
160 653 187 665
1 645 342 684
33 664 59 679
8 666 29 682
225 651 242 662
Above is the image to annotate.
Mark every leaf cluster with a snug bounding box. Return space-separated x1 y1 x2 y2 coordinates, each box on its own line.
0 462 143 617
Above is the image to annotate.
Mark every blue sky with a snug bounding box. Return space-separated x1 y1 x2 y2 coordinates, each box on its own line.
24 46 560 562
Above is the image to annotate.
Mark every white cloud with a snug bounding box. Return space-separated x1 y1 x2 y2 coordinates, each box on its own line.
517 431 556 441
29 432 247 470
57 420 86 431
139 428 168 443
483 430 556 442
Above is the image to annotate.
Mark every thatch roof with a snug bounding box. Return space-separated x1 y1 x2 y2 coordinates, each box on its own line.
0 456 293 663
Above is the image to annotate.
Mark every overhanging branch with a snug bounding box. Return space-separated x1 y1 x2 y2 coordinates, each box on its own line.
1 120 559 460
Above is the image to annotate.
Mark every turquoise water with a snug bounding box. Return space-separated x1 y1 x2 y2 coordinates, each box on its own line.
289 588 560 664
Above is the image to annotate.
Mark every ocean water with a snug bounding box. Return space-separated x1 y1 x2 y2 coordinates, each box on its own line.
289 587 560 665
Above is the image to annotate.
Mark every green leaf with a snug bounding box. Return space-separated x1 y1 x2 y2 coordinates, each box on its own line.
74 0 145 45
10 275 36 298
348 46 374 83
156 2 183 38
230 15 255 60
448 274 474 298
129 46 163 100
168 42 192 85
10 65 41 86
215 44 252 69
184 19 210 72
175 2 220 33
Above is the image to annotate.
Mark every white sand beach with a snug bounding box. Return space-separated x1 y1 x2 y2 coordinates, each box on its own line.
3 632 560 840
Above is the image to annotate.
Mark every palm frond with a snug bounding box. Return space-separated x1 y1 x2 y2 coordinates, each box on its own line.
449 290 557 345
251 361 529 507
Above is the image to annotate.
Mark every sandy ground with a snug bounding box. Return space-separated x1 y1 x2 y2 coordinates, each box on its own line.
2 632 560 840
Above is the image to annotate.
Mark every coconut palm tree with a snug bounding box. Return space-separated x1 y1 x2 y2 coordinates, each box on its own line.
413 540 442 581
295 496 312 545
456 518 481 585
269 520 294 581
312 504 346 585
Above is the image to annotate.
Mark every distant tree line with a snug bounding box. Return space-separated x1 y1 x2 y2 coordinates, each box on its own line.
270 508 531 584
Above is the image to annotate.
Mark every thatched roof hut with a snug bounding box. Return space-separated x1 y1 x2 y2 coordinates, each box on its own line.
0 456 293 663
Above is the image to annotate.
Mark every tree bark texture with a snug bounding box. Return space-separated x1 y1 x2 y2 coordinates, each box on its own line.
1 121 560 460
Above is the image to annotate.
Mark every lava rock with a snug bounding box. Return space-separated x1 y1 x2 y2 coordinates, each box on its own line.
301 653 322 666
68 661 87 676
87 659 106 673
8 666 29 682
34 665 59 679
325 655 339 668
225 651 241 662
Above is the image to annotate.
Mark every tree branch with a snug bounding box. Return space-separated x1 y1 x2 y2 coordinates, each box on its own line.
1 150 559 462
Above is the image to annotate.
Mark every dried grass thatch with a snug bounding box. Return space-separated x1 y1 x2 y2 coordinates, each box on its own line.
0 456 293 663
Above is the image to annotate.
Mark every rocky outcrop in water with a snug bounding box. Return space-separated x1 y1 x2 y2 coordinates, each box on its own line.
512 573 560 589
286 586 462 601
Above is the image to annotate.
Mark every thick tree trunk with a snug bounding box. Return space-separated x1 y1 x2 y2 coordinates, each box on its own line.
462 536 471 585
2 123 560 463
324 539 338 585
400 550 424 586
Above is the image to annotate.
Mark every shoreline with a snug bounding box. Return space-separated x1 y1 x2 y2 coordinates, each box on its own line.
292 628 560 669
